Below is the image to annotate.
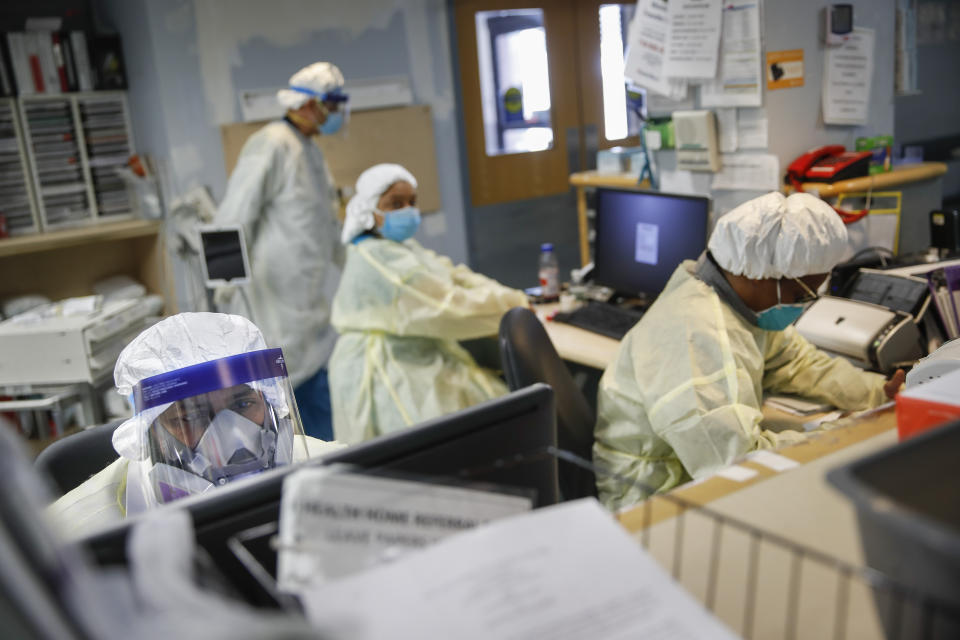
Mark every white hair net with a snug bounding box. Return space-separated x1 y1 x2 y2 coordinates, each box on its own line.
112 313 285 460
276 61 345 111
341 163 418 244
708 192 849 280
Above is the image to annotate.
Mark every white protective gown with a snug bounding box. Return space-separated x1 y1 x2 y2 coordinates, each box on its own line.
214 121 343 386
329 237 529 444
593 261 888 511
47 437 342 539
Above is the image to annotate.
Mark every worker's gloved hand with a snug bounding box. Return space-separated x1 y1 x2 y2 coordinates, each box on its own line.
212 284 238 310
883 368 906 400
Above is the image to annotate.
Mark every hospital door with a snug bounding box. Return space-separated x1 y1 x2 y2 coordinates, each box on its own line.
454 1 641 286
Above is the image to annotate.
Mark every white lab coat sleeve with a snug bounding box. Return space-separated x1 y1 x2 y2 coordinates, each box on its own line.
762 327 888 410
356 241 528 339
214 132 283 246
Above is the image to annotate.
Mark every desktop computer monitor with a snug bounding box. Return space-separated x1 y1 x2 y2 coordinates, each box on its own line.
593 188 710 299
80 385 559 603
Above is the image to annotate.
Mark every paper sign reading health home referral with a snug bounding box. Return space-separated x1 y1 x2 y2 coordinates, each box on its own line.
277 469 531 593
766 49 805 90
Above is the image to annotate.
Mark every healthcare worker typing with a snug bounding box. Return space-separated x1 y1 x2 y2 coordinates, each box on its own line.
329 164 529 444
213 61 348 441
48 313 341 538
594 192 905 511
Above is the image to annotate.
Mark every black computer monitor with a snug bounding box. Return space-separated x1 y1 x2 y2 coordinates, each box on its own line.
81 385 559 603
593 188 710 298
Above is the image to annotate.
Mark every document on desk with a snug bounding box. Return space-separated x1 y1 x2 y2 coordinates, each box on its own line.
625 0 687 99
700 1 763 107
300 499 739 640
277 468 531 593
822 27 875 125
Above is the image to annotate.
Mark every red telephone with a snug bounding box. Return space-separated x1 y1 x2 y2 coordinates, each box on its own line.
786 145 872 224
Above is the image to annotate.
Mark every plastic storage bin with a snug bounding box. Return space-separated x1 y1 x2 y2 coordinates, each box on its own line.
827 419 960 638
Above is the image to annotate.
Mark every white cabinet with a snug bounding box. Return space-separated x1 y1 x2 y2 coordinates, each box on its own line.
18 91 135 231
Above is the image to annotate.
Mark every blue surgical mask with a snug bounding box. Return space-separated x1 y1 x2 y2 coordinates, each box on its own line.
318 111 343 135
380 207 421 242
756 280 806 331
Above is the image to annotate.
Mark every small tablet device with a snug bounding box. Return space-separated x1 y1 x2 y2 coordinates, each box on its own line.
198 225 252 287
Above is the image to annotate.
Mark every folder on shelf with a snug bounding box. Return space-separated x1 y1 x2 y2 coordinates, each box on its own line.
927 268 960 339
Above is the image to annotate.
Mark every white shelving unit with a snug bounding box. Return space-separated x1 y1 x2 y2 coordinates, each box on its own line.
0 97 40 235
18 91 135 231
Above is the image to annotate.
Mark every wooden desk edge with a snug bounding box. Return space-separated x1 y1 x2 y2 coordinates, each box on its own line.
791 162 947 199
569 171 651 189
616 407 898 533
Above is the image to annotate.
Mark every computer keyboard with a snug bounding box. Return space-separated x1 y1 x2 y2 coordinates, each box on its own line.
553 301 646 340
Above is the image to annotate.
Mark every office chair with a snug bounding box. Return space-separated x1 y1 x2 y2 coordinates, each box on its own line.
34 419 123 497
498 307 598 499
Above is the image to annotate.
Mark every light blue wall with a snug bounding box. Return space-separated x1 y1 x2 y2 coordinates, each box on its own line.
93 0 469 279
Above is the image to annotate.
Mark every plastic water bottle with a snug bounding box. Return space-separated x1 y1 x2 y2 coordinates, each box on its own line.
538 243 560 301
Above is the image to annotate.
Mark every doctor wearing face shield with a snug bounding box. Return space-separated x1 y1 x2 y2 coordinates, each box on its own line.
213 61 349 442
48 313 342 538
593 192 906 511
329 164 529 445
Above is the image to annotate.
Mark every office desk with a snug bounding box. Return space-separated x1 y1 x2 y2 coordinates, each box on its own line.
535 303 619 370
617 408 899 639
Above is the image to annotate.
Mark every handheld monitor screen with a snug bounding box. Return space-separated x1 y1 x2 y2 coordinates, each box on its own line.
199 227 250 286
593 189 709 298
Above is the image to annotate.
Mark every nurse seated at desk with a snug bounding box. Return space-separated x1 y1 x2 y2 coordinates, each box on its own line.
593 192 906 511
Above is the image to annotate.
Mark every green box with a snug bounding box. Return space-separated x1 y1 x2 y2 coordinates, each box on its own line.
644 119 675 150
856 135 894 174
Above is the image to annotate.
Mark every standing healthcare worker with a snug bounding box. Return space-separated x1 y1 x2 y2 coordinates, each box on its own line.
329 164 529 444
213 61 349 441
593 192 906 510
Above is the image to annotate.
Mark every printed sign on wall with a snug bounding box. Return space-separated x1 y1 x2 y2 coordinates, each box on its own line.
766 49 805 90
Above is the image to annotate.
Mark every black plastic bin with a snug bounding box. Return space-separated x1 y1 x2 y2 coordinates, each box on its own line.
827 418 960 639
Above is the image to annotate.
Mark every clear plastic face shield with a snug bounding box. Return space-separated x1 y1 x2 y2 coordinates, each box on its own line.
288 85 350 136
131 349 307 507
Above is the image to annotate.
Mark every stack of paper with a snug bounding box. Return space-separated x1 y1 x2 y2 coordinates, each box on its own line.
625 0 762 108
299 499 740 640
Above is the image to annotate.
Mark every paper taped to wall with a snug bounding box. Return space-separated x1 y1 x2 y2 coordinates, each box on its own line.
711 153 780 191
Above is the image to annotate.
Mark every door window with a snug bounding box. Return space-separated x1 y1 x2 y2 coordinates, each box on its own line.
475 9 554 155
599 4 640 141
